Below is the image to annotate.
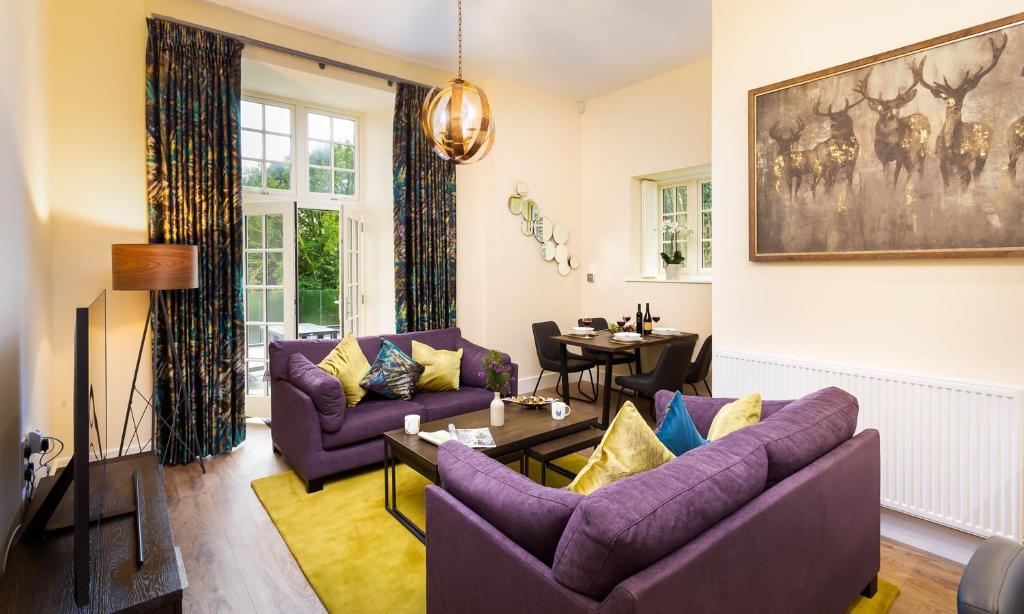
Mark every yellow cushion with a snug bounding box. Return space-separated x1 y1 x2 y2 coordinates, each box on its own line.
411 340 462 392
707 393 762 441
567 402 675 495
317 334 371 407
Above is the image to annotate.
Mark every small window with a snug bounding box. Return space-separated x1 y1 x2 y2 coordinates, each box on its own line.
640 171 712 279
241 99 293 192
700 181 712 273
307 111 357 197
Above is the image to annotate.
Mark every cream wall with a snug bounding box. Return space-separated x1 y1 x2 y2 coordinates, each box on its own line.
712 0 1024 386
580 59 713 371
455 79 584 387
0 0 49 560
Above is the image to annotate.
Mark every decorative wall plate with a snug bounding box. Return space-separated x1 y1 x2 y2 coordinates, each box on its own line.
554 244 568 264
508 196 523 215
552 223 569 245
534 217 553 243
515 181 529 197
522 199 538 222
558 261 570 276
541 240 556 261
568 255 579 270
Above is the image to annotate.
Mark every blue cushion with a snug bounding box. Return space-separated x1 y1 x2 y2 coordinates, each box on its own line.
359 338 425 400
655 391 708 456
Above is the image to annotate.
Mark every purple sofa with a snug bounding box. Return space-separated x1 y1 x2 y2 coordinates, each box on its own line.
269 328 518 492
426 387 880 613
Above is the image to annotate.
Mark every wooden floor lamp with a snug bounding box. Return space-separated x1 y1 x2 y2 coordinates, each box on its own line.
112 244 205 472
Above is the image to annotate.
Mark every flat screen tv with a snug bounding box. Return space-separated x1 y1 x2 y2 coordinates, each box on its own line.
24 291 111 606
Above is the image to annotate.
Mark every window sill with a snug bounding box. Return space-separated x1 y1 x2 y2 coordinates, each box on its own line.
626 276 712 285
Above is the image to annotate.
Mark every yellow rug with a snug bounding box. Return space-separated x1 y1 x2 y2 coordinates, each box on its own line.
253 457 899 614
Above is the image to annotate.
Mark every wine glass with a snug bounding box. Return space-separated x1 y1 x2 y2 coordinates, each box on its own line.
652 313 661 324
581 316 593 329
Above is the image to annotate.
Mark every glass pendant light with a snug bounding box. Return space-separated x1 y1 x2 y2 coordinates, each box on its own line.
420 0 495 164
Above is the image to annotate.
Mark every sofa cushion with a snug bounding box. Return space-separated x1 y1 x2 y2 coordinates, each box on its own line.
317 334 372 407
438 441 583 565
738 386 859 483
654 391 792 437
360 339 425 400
412 340 463 392
415 387 494 422
288 354 346 433
356 328 463 363
655 391 707 456
707 393 762 441
321 398 424 449
552 430 768 599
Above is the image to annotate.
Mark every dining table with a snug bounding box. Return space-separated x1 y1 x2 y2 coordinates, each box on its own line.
548 329 699 427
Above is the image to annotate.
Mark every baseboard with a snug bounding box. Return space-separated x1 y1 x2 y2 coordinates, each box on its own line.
50 443 148 473
881 508 984 565
516 371 562 395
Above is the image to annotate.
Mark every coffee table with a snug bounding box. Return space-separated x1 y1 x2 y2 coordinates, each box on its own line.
383 401 598 542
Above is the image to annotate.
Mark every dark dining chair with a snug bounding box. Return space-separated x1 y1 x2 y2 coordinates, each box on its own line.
614 338 697 420
684 335 712 396
531 321 598 402
577 317 636 391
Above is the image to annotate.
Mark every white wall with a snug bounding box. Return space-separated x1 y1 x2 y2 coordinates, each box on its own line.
0 0 49 564
712 1 1024 387
580 59 713 371
456 79 585 388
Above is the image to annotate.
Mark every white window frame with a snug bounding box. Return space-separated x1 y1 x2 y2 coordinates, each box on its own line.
241 96 297 197
640 168 712 280
241 91 363 205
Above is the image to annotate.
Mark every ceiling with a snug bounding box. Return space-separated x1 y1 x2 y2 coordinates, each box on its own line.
211 0 711 99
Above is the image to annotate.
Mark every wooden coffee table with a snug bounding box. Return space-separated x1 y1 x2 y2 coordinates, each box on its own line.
383 401 598 542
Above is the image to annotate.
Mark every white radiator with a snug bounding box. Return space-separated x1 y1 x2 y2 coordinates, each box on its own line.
714 348 1024 541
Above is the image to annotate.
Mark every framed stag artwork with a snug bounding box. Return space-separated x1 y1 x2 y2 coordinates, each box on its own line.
749 12 1024 261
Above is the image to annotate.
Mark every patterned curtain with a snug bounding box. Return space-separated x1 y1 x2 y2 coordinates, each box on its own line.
145 18 245 463
393 83 458 332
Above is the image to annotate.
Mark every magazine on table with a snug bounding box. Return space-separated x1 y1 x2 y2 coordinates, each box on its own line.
417 425 496 448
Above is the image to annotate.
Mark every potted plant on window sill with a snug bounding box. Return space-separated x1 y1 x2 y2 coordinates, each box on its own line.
660 221 693 281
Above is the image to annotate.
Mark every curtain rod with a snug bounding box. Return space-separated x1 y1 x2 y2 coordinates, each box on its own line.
151 14 433 90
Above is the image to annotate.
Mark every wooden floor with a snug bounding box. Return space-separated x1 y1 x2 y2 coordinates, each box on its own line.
164 387 965 613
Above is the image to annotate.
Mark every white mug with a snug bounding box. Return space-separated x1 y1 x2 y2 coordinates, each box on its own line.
551 401 571 420
404 414 421 435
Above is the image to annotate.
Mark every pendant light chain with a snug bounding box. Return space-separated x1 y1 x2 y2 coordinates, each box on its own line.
457 0 463 80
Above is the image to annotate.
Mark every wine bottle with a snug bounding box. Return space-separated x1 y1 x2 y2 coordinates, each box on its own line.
643 303 653 336
635 303 643 333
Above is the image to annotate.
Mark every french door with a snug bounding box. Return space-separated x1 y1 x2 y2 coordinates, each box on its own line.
243 201 363 417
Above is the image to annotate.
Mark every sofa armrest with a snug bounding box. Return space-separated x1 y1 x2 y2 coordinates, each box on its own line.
270 379 324 485
457 337 518 394
426 486 597 614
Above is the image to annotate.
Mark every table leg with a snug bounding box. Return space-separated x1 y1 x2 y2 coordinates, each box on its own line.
384 442 426 543
559 344 570 404
602 353 614 427
634 348 643 374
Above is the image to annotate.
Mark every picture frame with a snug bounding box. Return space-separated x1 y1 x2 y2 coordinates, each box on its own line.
748 12 1024 261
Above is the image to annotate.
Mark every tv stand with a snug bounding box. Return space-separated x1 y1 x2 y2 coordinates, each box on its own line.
0 453 183 613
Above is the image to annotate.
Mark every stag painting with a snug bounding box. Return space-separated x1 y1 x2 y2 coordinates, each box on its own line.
751 17 1024 260
854 62 931 186
911 33 1007 188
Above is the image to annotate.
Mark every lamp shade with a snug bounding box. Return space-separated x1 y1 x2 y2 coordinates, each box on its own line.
112 244 198 291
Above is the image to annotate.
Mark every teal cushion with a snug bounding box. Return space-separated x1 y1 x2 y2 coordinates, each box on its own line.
359 338 425 400
655 391 708 456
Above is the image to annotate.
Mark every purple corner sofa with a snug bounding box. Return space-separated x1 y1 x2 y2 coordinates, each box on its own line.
426 386 880 614
269 327 518 492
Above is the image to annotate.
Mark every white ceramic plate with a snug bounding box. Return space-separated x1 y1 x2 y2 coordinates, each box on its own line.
570 326 594 334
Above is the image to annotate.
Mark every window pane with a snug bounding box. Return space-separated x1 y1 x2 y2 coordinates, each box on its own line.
309 167 330 193
333 117 355 145
266 214 284 249
702 211 712 239
266 252 284 285
309 140 331 166
333 144 355 170
662 189 673 214
266 288 285 323
702 241 712 269
675 185 687 213
266 163 291 190
265 134 291 162
241 100 262 130
246 289 264 321
265 104 291 135
297 208 341 335
701 181 712 210
268 324 285 344
246 252 264 285
247 362 267 396
241 130 263 159
246 215 263 249
308 112 330 140
242 160 263 188
334 170 355 196
246 325 265 359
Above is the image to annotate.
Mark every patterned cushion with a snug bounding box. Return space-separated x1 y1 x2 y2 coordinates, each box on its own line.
359 339 425 401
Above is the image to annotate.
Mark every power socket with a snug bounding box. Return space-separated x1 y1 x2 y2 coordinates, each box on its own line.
23 429 43 455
